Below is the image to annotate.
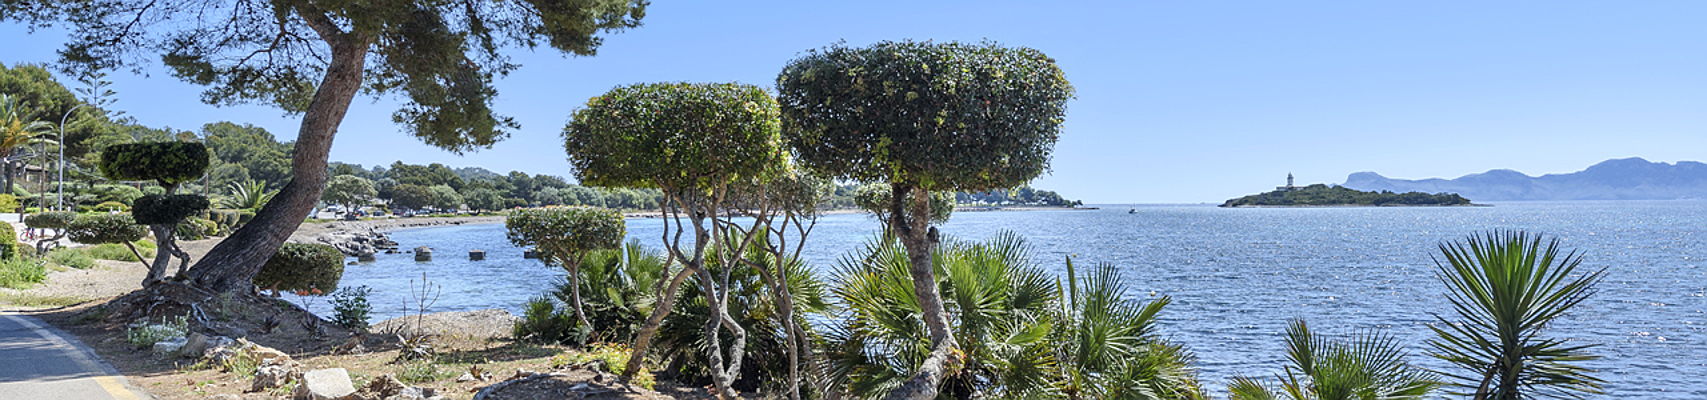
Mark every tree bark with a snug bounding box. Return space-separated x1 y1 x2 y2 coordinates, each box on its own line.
183 32 369 292
883 184 957 400
564 256 591 331
621 265 695 382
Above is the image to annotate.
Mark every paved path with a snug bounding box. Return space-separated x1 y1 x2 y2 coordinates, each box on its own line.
0 313 151 399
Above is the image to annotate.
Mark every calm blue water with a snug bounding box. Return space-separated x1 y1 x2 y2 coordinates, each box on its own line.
316 201 1707 398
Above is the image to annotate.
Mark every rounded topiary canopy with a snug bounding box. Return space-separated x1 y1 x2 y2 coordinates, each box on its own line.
563 82 786 191
66 214 148 244
133 194 211 225
253 243 345 293
24 211 78 229
506 207 626 260
776 40 1074 191
97 142 211 185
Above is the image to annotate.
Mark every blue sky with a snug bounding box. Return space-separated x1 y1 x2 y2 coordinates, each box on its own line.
3 1 1704 203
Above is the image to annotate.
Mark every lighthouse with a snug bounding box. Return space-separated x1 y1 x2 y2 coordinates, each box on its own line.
1278 173 1300 191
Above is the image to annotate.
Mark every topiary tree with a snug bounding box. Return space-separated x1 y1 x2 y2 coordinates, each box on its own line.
100 142 211 284
65 213 148 267
505 207 625 333
777 40 1074 400
24 211 77 254
564 82 786 397
4 0 648 294
252 243 344 294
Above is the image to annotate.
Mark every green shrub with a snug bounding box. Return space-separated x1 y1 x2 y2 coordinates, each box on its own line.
133 194 210 225
513 296 582 344
549 343 654 389
89 243 152 261
0 221 19 259
253 243 345 293
47 248 97 269
24 211 78 229
173 217 215 240
93 201 129 212
329 285 373 330
97 142 210 186
0 194 19 212
237 209 256 224
0 258 46 289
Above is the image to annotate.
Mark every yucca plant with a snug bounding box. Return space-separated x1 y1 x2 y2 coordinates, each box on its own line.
1428 231 1604 399
218 180 274 210
1228 320 1438 400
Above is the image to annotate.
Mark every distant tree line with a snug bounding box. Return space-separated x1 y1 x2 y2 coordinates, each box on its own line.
1221 184 1471 207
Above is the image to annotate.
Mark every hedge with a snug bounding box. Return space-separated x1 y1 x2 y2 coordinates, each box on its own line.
133 194 210 225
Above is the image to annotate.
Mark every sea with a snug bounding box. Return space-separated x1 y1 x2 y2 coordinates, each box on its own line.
307 201 1707 398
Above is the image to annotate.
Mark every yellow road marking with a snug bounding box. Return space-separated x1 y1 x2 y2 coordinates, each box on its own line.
93 376 144 400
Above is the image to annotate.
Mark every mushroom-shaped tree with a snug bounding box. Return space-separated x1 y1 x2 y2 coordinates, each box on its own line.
777 40 1074 400
564 82 786 398
505 206 625 332
99 142 211 284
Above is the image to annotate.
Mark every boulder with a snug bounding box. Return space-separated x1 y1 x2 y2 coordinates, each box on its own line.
292 368 356 400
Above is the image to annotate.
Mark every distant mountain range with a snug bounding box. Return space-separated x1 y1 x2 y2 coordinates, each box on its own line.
1342 158 1707 201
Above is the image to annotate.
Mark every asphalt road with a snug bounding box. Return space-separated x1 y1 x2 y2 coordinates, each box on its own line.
0 313 151 400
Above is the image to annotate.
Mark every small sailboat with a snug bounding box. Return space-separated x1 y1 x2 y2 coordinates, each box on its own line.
1128 208 1137 214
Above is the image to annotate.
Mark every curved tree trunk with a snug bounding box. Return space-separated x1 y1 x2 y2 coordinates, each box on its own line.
884 184 956 400
184 35 369 292
622 265 694 382
145 224 174 285
564 256 591 331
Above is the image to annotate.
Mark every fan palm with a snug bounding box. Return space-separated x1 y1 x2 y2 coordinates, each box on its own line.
653 234 829 392
1047 257 1204 400
1428 231 1604 399
219 179 275 210
821 233 1201 399
1228 320 1438 400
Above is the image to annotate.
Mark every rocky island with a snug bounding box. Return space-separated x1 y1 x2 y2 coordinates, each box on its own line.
1222 175 1472 207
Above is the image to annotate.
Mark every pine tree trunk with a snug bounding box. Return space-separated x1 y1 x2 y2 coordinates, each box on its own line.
884 184 956 400
183 37 369 292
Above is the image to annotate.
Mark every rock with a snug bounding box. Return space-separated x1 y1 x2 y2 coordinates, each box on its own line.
349 374 443 400
205 394 242 400
455 372 476 382
152 337 187 355
522 249 539 259
414 246 432 261
468 249 485 261
180 333 233 358
292 368 356 400
252 364 300 392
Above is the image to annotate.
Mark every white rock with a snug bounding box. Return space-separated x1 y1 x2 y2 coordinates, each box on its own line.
252 364 299 392
152 337 187 355
292 368 356 400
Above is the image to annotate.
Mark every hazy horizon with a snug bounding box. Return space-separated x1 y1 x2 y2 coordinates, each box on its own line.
4 1 1703 203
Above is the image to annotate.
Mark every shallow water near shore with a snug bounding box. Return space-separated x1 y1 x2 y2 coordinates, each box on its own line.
317 201 1706 398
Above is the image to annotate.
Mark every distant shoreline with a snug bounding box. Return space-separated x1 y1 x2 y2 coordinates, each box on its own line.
1220 204 1491 208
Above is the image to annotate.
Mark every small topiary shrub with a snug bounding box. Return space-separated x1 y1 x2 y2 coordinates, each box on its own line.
133 194 210 225
67 214 148 245
97 142 210 185
253 243 345 293
94 201 129 212
24 211 78 230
